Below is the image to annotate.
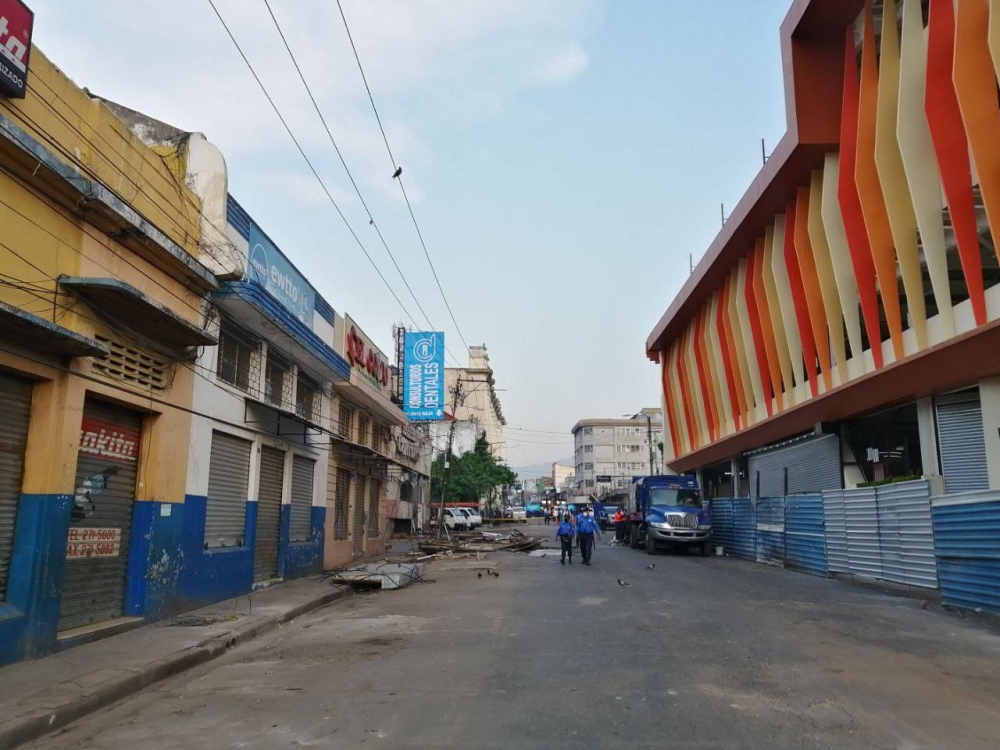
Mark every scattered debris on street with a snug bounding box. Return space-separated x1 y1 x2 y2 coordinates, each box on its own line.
416 527 545 555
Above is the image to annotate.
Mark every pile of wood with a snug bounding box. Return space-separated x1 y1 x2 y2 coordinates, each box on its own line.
418 527 544 555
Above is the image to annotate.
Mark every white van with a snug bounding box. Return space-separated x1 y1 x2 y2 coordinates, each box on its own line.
457 507 483 528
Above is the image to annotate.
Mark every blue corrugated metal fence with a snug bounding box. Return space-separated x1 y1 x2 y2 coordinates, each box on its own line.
932 492 1000 614
785 494 828 576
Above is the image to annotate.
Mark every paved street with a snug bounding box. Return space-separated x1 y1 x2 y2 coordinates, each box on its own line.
28 538 1000 750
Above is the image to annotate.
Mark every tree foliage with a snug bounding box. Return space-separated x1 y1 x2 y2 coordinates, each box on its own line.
431 435 517 506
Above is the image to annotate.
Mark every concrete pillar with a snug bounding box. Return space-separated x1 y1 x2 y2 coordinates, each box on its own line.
915 396 941 479
979 378 1000 490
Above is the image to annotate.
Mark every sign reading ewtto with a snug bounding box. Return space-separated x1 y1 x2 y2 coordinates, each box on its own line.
247 225 315 326
403 332 445 421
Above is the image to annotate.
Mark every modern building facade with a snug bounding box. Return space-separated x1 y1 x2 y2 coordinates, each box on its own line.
571 409 664 495
445 345 505 454
646 0 1000 502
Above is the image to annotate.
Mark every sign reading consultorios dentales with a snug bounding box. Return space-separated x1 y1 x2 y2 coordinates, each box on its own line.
248 225 315 326
403 332 444 421
0 0 33 99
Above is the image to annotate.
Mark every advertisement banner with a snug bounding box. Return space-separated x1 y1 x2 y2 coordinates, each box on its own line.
0 0 33 99
403 331 445 421
248 225 315 326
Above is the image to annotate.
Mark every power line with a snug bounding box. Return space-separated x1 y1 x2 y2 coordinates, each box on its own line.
259 0 463 370
206 0 423 338
334 0 472 357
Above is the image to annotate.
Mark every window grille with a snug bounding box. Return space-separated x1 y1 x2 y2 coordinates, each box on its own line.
217 318 261 394
92 336 172 391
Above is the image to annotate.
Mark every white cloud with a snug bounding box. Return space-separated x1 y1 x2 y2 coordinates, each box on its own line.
535 43 589 85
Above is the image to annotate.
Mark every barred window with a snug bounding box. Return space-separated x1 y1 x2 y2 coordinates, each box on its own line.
338 402 354 440
357 414 371 447
217 317 261 393
264 349 292 409
333 467 351 541
296 373 320 421
367 478 381 538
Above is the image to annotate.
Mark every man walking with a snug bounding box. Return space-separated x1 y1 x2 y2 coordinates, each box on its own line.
556 513 575 565
576 510 601 565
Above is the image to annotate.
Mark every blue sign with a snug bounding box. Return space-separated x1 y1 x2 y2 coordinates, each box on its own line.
247 226 315 326
403 331 445 421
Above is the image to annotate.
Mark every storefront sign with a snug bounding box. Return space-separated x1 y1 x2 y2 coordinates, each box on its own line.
248 225 315 326
395 426 421 462
79 417 140 463
403 331 445 421
66 527 121 558
343 315 391 394
0 0 32 99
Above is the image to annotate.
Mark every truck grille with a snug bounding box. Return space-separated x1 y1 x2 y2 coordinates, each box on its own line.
667 514 698 529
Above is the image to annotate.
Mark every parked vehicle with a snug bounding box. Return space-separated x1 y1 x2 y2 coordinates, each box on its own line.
625 475 712 556
431 508 468 531
457 507 483 528
596 504 621 531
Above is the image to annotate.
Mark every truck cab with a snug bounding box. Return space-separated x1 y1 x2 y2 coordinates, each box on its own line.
626 475 712 556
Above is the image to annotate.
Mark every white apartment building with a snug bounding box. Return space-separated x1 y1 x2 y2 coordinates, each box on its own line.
571 409 664 496
445 345 505 455
552 463 575 492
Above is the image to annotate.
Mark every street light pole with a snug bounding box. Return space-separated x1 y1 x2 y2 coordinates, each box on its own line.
643 414 655 476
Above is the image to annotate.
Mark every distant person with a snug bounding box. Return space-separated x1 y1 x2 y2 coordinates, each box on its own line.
556 513 575 565
613 508 626 541
576 510 601 565
544 509 551 526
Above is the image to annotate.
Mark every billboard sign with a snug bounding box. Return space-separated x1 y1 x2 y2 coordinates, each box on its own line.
403 331 444 421
0 0 33 98
248 225 315 326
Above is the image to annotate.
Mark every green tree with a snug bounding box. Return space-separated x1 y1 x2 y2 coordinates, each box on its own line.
431 436 516 510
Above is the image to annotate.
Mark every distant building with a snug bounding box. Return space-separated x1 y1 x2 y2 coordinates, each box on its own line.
552 462 575 491
445 345 505 455
571 409 664 495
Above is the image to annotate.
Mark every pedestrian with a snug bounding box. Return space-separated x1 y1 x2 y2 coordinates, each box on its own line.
576 510 601 565
544 509 550 526
613 508 626 542
556 513 575 565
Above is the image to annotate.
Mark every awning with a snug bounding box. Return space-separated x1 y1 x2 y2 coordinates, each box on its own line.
59 277 216 348
0 300 108 358
338 372 409 427
215 281 350 384
244 396 325 435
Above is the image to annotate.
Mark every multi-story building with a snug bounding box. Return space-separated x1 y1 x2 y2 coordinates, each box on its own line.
445 345 505 453
571 410 664 495
552 462 575 492
646 0 1000 502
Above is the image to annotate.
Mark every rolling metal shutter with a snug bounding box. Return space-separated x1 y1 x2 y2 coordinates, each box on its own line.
204 432 250 549
290 455 314 542
353 474 366 554
367 478 381 539
60 400 141 631
748 434 841 499
936 390 989 494
332 467 351 540
255 446 284 581
0 372 32 601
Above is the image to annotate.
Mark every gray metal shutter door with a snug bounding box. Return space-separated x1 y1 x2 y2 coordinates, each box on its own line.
0 372 32 601
936 391 989 494
290 455 314 542
60 400 141 631
748 434 841 499
353 474 366 554
367 478 381 539
255 446 284 581
844 487 882 580
822 489 849 573
204 432 251 549
333 467 351 540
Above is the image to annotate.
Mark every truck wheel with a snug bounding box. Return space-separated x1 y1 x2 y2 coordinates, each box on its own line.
629 524 641 550
646 534 657 555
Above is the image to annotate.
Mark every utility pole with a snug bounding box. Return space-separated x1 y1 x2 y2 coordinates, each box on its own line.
644 413 655 477
436 375 464 539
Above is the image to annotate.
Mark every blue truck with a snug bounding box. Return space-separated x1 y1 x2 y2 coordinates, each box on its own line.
625 475 713 556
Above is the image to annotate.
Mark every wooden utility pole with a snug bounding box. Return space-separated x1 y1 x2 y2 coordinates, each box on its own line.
436 375 464 538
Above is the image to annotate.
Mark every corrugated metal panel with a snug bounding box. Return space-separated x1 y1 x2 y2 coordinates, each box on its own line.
0 372 31 601
60 400 141 631
290 455 314 542
755 497 785 566
785 494 828 576
878 480 937 588
932 497 1000 613
748 434 841 499
710 499 736 553
822 489 849 573
367 478 382 539
844 487 882 579
204 432 250 549
732 499 757 560
255 445 283 581
936 391 989 494
353 474 367 555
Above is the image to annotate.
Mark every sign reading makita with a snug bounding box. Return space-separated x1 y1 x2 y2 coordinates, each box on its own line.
0 0 33 99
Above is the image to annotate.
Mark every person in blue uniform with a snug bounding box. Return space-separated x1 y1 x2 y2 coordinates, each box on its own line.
556 514 575 565
576 510 601 565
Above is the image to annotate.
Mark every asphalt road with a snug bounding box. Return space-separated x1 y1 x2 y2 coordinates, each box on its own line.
29 534 1000 749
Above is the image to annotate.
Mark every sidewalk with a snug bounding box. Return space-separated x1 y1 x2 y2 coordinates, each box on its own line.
0 577 352 749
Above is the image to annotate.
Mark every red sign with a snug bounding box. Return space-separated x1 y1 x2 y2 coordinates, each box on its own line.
66 527 122 558
79 417 140 463
346 324 390 387
0 0 33 99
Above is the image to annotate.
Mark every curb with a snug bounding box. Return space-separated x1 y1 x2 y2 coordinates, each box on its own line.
0 586 351 750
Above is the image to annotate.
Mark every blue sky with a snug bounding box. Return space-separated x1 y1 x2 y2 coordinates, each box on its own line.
32 0 789 467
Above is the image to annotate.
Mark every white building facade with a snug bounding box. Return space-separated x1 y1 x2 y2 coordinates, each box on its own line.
571 409 664 496
445 345 505 454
